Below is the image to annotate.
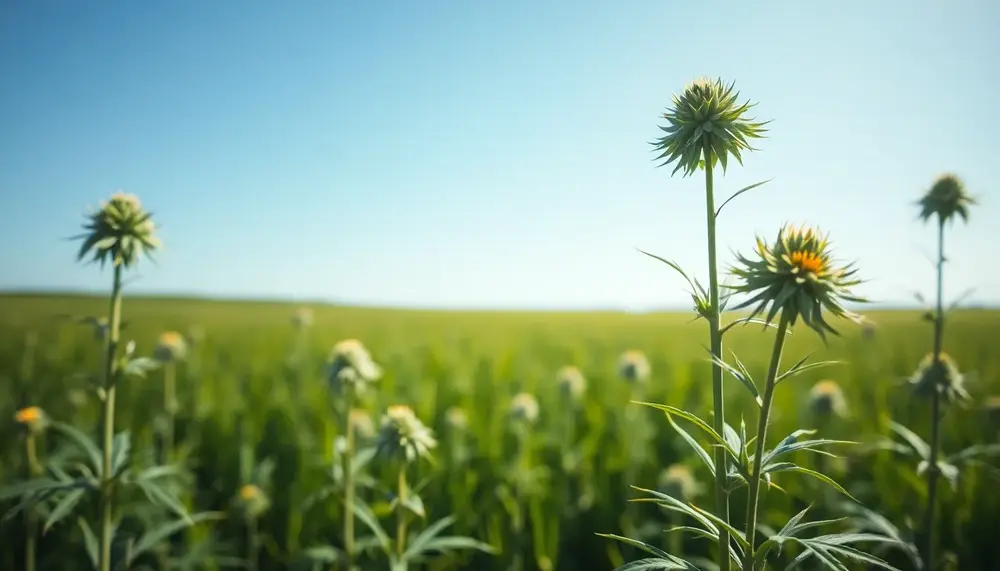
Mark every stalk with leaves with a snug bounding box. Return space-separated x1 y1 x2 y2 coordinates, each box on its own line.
15 407 48 571
646 77 770 569
603 223 910 570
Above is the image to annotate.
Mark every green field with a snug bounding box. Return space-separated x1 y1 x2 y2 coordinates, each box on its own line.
2 294 999 571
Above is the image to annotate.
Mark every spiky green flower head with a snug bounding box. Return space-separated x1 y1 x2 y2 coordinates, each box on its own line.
326 339 382 393
76 192 160 269
376 405 437 464
652 77 769 177
153 330 188 363
617 350 650 384
292 307 314 330
729 224 866 340
14 406 48 435
509 392 540 425
657 464 702 502
445 406 468 431
808 379 848 420
918 173 975 225
234 484 270 520
908 352 969 404
556 365 587 401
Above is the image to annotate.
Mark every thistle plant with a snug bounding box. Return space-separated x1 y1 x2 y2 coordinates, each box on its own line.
153 330 188 463
233 460 274 571
15 406 48 571
327 339 382 570
604 224 906 570
642 77 770 567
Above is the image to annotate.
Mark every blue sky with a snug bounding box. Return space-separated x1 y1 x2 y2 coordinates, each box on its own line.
1 1 997 310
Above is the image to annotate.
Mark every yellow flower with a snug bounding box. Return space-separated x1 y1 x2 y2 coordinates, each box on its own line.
556 366 586 400
154 331 188 362
15 406 44 426
618 350 650 384
808 379 848 419
239 484 261 501
509 393 540 424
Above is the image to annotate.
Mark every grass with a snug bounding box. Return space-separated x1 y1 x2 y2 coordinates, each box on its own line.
2 293 999 570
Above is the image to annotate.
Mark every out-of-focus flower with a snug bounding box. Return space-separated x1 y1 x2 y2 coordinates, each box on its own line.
153 331 188 363
918 174 975 226
14 406 48 434
326 339 382 392
984 395 1000 427
349 408 375 440
509 392 540 424
376 405 437 464
75 192 160 268
445 406 468 431
618 350 650 384
556 366 587 401
909 352 969 404
808 379 848 420
658 464 702 502
292 307 314 329
234 484 270 519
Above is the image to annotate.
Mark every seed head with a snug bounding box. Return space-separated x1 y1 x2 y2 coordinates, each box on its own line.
349 408 375 440
618 350 651 384
153 331 188 363
75 192 160 269
556 366 587 401
908 353 969 404
292 307 314 329
729 224 866 340
651 77 769 177
445 406 468 431
918 174 975 226
509 392 540 424
376 405 437 464
14 406 48 434
326 339 382 393
234 484 270 519
808 379 848 420
658 464 702 502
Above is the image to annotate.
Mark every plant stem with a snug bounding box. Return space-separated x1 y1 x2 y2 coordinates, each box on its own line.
396 465 409 564
922 218 946 569
25 433 40 571
99 263 123 571
343 386 356 571
703 139 731 571
163 362 176 464
743 315 791 571
247 516 259 571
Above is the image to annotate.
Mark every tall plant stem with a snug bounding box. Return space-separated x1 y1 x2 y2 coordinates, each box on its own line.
247 516 259 571
162 362 176 464
342 386 356 570
702 140 731 570
25 433 40 571
922 218 946 569
743 315 791 571
99 263 123 571
396 466 409 564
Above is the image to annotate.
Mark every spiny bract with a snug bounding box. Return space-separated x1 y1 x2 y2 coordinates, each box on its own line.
918 173 975 225
75 192 160 269
376 405 437 464
729 224 866 339
651 77 769 177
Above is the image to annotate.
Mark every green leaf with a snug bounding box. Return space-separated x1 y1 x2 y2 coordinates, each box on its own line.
50 422 103 475
123 356 160 378
762 463 857 501
353 500 391 552
596 534 699 570
633 402 738 462
616 559 694 571
666 414 715 477
946 443 1000 464
43 488 87 534
715 179 772 218
720 317 781 336
708 352 761 407
776 359 842 385
888 422 930 460
111 431 132 478
130 512 225 563
78 517 99 570
401 491 426 519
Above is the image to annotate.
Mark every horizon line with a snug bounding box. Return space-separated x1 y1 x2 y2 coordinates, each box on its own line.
2 288 998 314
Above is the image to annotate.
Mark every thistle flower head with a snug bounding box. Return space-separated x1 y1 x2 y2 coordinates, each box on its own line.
14 406 48 434
808 379 848 420
75 192 160 268
445 406 468 431
658 464 702 502
729 224 866 339
234 484 270 519
918 174 975 225
556 366 587 401
376 405 437 464
292 307 314 329
326 339 382 392
652 77 769 177
509 392 540 424
618 350 651 384
153 331 188 363
908 353 969 404
348 408 375 440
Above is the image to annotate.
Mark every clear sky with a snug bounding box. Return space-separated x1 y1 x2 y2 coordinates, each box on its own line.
1 1 997 310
